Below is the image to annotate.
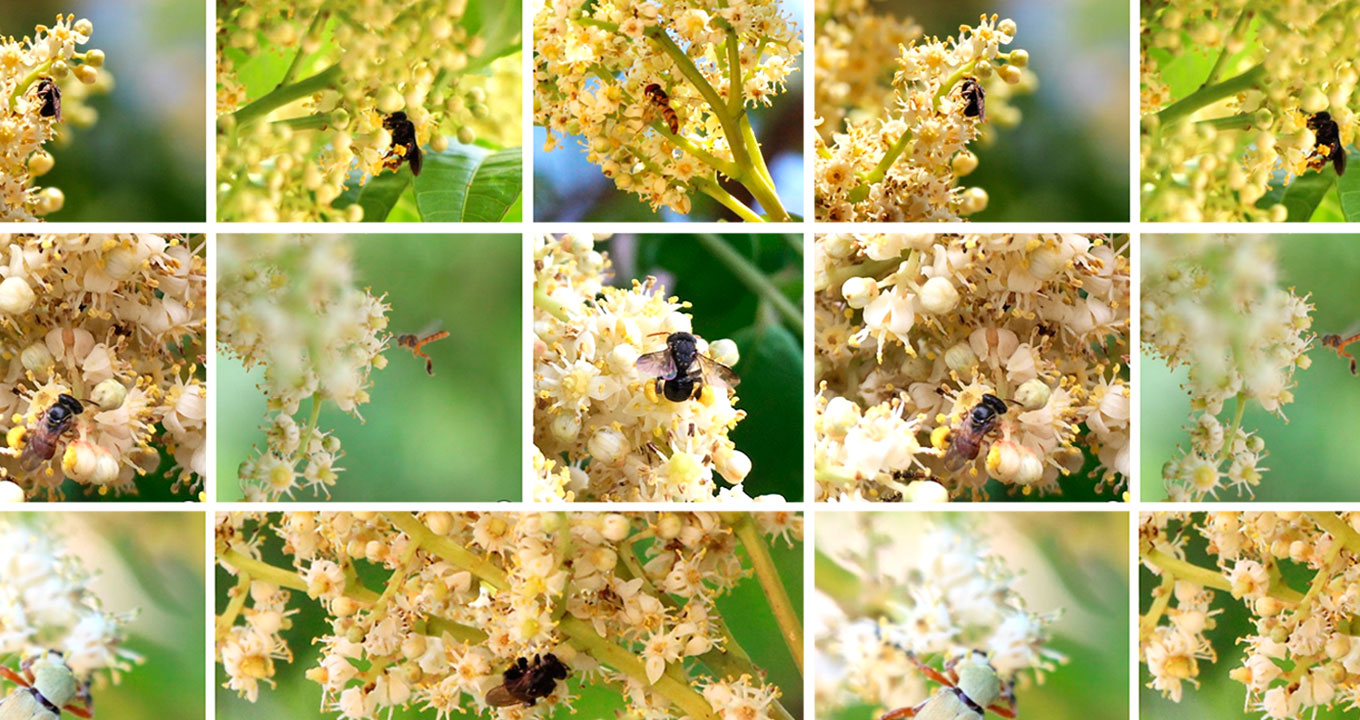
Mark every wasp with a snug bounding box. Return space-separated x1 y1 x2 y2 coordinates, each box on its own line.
644 83 680 134
956 77 985 122
18 394 88 471
635 331 740 402
0 651 94 719
396 328 450 376
485 654 569 707
1307 111 1346 176
941 394 1009 471
1321 331 1360 375
382 111 423 176
880 651 1016 720
32 77 60 122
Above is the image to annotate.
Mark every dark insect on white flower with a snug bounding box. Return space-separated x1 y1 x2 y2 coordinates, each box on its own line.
941 393 1010 471
18 393 89 472
1306 111 1346 176
644 83 680 134
956 76 985 123
0 651 94 719
485 654 569 707
635 331 740 402
382 111 422 176
33 77 61 122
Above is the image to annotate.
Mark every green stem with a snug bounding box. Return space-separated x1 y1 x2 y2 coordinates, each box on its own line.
385 512 510 590
232 64 343 129
1156 63 1265 128
216 572 253 636
1308 512 1360 553
279 4 331 88
427 617 490 644
696 179 765 222
559 617 720 720
645 27 751 170
732 515 802 673
1143 548 1304 603
694 235 801 333
1197 112 1256 131
1218 392 1248 466
294 394 324 466
218 548 379 602
651 122 739 178
736 115 789 220
1139 573 1176 641
1201 7 1252 88
272 112 339 131
534 286 572 321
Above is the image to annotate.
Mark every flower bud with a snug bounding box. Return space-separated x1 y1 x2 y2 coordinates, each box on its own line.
0 481 25 503
20 343 53 373
28 151 54 177
944 342 977 373
952 150 978 177
903 480 949 502
822 396 861 436
918 276 959 314
0 277 35 314
1014 378 1051 410
587 427 628 465
91 378 128 410
841 276 878 308
715 449 751 484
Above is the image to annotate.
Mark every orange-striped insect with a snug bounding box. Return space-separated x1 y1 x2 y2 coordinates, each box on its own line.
644 83 680 134
397 326 449 376
1321 331 1360 375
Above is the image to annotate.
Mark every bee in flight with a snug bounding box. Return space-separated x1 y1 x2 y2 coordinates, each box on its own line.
644 83 680 134
956 76 986 122
396 327 450 376
941 393 1010 471
485 653 569 707
879 649 1016 720
1321 330 1360 375
636 331 740 402
0 650 94 719
382 111 423 176
1307 111 1346 176
33 77 61 122
18 394 89 472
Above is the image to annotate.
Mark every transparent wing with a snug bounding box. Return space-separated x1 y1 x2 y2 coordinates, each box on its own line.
697 355 740 390
636 350 677 379
485 686 523 707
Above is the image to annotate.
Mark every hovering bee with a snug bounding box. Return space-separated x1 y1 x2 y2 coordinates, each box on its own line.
1307 111 1346 176
18 394 88 472
485 654 569 707
1321 331 1360 375
636 331 740 402
32 77 60 122
0 651 94 719
880 650 1016 720
941 394 1010 471
396 327 450 376
956 77 985 122
382 111 423 176
644 83 680 134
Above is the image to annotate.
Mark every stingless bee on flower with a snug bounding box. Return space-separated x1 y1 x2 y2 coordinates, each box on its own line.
939 393 1012 472
0 651 93 719
15 394 91 472
636 331 740 402
485 653 570 707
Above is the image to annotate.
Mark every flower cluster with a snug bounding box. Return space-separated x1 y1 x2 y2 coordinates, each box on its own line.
814 233 1130 501
815 514 1060 716
216 511 802 720
815 12 1032 222
0 234 206 501
533 0 800 220
0 14 107 221
1141 512 1360 718
216 0 522 221
533 234 768 502
0 515 137 680
218 235 392 501
1142 235 1313 500
1140 1 1360 221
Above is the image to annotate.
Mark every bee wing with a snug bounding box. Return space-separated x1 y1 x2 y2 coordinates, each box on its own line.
1336 146 1347 176
485 685 523 707
697 355 740 390
636 350 677 379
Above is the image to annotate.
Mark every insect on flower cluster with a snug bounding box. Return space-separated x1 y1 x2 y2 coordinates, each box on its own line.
532 235 767 503
813 233 1130 502
215 511 802 720
815 10 1033 222
0 15 107 221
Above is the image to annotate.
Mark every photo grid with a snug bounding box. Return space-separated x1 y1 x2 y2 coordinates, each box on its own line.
0 1 1353 720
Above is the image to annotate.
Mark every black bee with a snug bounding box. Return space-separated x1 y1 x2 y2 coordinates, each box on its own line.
644 83 680 134
485 654 569 707
635 331 741 402
957 76 985 122
1307 111 1346 176
942 393 1009 471
382 111 422 176
34 76 61 122
18 394 88 471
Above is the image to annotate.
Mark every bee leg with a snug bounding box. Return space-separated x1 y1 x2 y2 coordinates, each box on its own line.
879 701 924 720
986 683 1017 719
0 664 31 688
691 382 704 401
63 701 94 719
425 357 435 376
903 650 957 688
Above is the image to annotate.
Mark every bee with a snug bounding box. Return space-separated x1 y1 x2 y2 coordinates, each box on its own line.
32 77 60 122
0 651 94 719
956 77 985 122
382 111 423 176
644 83 680 134
396 327 450 376
485 654 569 707
880 650 1016 720
941 394 1010 471
1321 331 1360 375
1307 111 1346 176
635 331 740 402
18 394 88 472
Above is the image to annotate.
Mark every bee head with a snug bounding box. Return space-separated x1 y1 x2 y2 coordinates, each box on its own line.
50 393 87 420
978 393 1009 416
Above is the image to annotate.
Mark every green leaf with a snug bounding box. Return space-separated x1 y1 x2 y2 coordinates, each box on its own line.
413 143 522 222
1255 170 1333 222
333 170 412 222
728 323 804 497
1335 153 1360 221
460 0 522 73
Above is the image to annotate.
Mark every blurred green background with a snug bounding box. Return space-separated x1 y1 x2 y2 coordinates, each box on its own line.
7 1 205 221
1 512 205 718
1141 235 1360 501
816 512 1129 720
1139 514 1348 719
833 0 1129 221
603 234 803 499
217 513 803 720
216 235 520 502
533 0 803 222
